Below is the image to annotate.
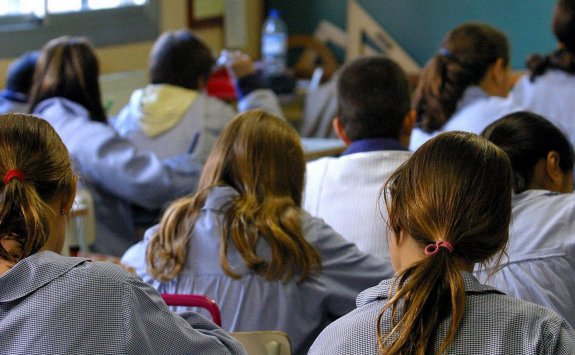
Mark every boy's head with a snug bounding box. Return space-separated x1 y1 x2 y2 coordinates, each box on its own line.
149 29 215 90
335 56 412 143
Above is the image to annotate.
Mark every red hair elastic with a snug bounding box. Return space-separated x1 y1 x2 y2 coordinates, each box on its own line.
424 240 454 256
4 169 25 185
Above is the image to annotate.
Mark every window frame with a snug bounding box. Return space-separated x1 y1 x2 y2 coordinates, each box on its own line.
0 0 159 58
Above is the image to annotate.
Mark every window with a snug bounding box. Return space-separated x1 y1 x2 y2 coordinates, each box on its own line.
0 0 158 58
0 0 148 16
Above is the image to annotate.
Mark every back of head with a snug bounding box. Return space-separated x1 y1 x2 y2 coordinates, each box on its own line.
148 110 321 283
554 0 575 52
413 22 509 132
28 36 107 123
149 29 215 90
200 110 305 204
5 51 40 96
336 56 411 141
379 131 512 354
527 0 575 79
0 113 75 263
482 111 574 193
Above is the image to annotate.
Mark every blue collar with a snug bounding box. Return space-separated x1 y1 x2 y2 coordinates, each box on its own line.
342 137 407 156
0 89 28 103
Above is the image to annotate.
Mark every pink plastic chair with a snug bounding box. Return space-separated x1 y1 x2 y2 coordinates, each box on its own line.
161 294 222 327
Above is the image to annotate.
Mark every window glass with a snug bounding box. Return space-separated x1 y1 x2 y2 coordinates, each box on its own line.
0 0 147 16
0 0 44 17
0 0 157 58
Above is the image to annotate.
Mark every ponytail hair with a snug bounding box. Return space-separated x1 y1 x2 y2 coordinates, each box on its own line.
377 132 512 354
147 110 322 283
527 0 575 80
413 22 509 132
0 113 75 263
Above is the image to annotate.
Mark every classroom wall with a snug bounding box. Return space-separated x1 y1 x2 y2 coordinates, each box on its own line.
266 0 558 69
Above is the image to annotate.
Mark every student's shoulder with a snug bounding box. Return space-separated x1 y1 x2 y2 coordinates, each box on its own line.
309 299 382 354
68 258 139 288
472 291 571 332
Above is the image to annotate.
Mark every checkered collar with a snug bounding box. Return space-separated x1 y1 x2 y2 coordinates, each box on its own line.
356 271 503 307
0 251 89 302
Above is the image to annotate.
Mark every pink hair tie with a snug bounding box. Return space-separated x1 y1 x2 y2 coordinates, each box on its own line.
424 240 454 256
4 169 25 185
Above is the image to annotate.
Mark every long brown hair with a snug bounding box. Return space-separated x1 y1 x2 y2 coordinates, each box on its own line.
0 113 75 263
377 131 512 354
413 22 509 132
29 36 107 123
147 110 322 282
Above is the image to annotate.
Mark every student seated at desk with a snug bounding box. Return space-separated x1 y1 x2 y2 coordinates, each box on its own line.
29 36 203 257
0 113 245 355
304 56 413 260
122 110 389 355
410 22 521 150
112 30 284 234
480 111 575 328
112 29 283 163
0 51 39 114
310 132 575 355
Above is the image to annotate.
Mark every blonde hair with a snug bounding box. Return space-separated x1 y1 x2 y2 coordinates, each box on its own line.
147 110 322 282
0 113 75 263
377 132 512 354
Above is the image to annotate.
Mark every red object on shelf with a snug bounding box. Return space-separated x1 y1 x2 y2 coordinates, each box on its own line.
161 293 223 326
206 67 237 101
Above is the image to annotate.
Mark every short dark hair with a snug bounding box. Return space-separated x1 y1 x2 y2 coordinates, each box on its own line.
336 56 410 141
149 29 215 90
482 111 574 193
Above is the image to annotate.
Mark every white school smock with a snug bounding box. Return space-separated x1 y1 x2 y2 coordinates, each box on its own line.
512 70 575 145
304 146 410 260
476 189 575 328
410 86 522 151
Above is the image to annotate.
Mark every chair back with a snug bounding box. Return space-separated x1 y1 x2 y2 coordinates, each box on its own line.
230 331 291 355
161 293 222 327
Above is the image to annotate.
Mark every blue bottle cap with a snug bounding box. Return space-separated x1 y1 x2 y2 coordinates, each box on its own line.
269 9 280 18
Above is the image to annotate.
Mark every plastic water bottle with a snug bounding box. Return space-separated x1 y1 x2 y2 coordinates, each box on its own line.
261 9 288 77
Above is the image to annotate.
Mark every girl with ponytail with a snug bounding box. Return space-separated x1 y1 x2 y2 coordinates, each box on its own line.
410 22 521 150
0 113 245 354
310 131 575 354
512 0 575 146
122 109 388 354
